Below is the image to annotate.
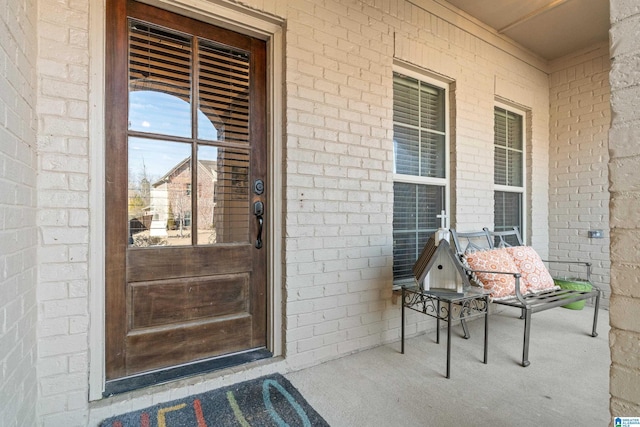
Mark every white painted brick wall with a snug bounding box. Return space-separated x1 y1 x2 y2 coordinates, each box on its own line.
36 0 91 425
0 0 38 426
283 0 396 369
282 0 551 370
549 43 611 307
609 0 640 417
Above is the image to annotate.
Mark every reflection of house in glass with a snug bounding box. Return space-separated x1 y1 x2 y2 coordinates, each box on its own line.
149 158 217 239
127 177 152 235
213 150 250 244
129 147 250 246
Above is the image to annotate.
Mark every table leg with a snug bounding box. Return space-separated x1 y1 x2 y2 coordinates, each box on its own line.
401 287 405 354
436 299 441 344
446 301 452 379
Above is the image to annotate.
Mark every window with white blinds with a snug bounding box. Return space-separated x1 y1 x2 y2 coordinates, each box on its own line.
494 106 525 240
393 72 447 282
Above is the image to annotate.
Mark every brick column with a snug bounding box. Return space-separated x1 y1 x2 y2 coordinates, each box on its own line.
609 0 640 417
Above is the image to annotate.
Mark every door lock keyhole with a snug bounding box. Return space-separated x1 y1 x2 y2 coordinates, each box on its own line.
254 179 264 195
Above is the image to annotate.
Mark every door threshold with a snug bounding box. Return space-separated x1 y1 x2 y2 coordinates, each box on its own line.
104 348 272 397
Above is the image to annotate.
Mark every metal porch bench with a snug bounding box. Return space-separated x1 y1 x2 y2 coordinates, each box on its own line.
449 227 601 367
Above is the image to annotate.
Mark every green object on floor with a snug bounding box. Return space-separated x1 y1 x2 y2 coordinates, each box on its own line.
554 278 592 310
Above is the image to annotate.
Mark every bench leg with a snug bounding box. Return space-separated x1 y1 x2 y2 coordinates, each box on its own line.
522 308 531 367
483 295 489 364
591 291 601 338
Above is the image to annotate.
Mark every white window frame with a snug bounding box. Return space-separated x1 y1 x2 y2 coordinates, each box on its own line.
494 101 527 241
392 64 450 282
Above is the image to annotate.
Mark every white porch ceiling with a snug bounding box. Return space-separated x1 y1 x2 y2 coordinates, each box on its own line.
443 0 610 60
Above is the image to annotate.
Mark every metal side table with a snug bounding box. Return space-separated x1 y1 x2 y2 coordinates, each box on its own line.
401 286 490 378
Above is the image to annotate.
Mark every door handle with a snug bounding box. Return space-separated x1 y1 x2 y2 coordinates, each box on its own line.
254 201 264 249
255 215 263 249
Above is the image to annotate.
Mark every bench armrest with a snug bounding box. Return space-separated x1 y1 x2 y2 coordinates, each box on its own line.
542 259 592 282
462 267 526 304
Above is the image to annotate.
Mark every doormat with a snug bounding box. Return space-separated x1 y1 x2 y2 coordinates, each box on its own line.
100 373 330 427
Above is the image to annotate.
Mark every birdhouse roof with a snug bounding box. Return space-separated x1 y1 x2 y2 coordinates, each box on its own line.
412 236 471 286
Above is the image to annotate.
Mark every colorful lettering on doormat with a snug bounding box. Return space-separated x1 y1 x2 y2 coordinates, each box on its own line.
100 374 329 427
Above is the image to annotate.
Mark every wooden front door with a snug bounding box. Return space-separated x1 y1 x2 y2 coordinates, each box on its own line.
105 0 268 390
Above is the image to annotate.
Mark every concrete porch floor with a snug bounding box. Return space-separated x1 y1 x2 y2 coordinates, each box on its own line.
286 306 610 427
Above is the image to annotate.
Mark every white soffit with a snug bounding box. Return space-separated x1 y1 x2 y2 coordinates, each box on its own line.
443 0 610 60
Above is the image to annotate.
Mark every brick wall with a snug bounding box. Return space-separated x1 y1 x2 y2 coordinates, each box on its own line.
0 0 39 426
248 0 550 367
609 0 640 417
36 0 91 425
549 43 611 307
278 0 396 367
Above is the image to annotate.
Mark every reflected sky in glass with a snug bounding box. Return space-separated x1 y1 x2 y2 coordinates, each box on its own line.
129 138 191 185
198 144 218 162
129 91 218 141
128 138 222 187
128 91 219 184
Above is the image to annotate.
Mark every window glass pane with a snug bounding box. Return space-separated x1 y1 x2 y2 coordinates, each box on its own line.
494 191 522 245
128 21 192 138
393 182 444 280
494 109 507 147
393 125 419 176
392 182 416 232
393 73 446 179
393 232 422 282
128 137 192 247
420 85 445 132
417 185 445 229
393 76 419 127
394 74 445 132
421 132 445 178
198 40 250 143
494 106 523 187
508 150 523 187
494 146 507 185
507 112 523 150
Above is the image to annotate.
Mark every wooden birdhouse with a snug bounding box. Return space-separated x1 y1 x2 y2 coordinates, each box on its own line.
412 236 470 294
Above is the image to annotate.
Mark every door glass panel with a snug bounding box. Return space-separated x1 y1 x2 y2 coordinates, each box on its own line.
201 146 250 244
128 137 192 247
198 39 250 143
128 21 192 138
196 145 218 244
